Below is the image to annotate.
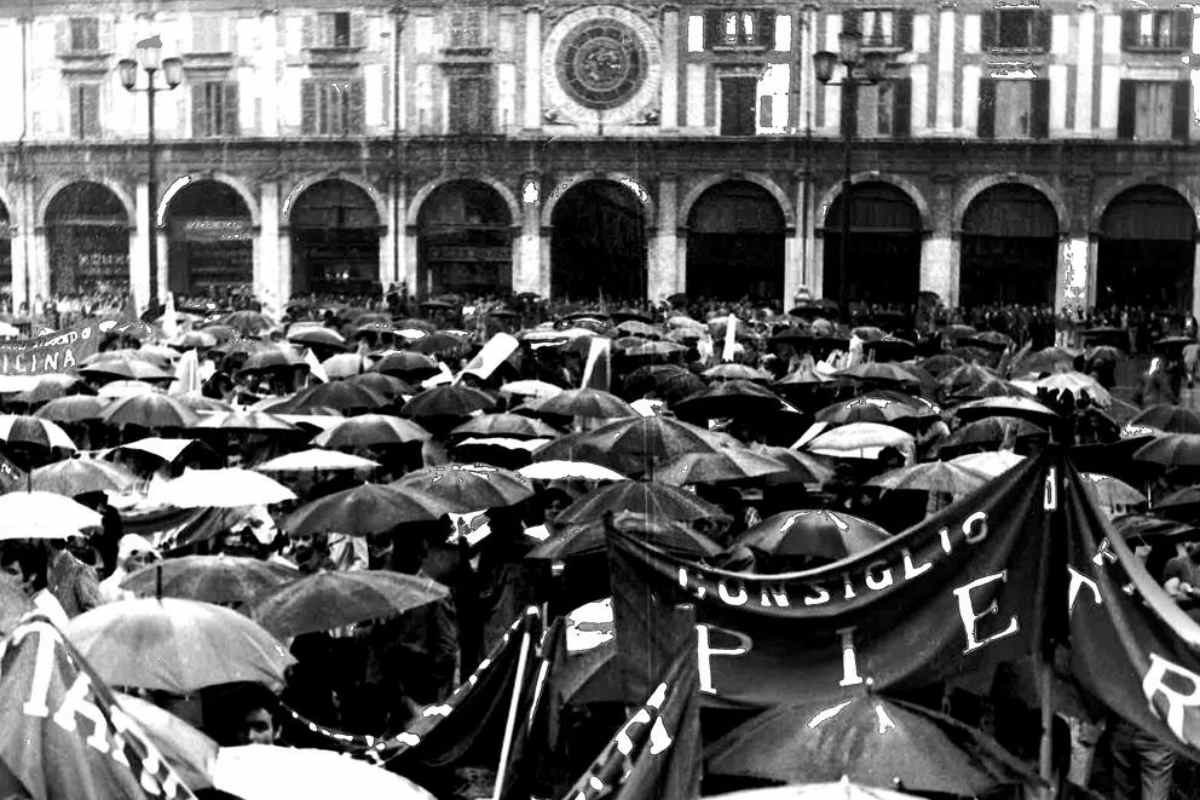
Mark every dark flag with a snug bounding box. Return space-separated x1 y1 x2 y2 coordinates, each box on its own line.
0 615 197 800
609 451 1059 707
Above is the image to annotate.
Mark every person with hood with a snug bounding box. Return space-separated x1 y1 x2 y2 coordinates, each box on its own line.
98 534 159 604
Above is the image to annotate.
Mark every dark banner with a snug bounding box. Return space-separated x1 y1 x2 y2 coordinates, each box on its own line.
1066 462 1200 750
609 453 1059 708
0 319 106 375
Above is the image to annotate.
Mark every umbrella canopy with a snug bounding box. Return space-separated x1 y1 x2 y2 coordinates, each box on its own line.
948 450 1026 478
1081 472 1146 509
393 463 534 512
867 461 989 497
113 693 216 791
66 597 294 693
450 413 559 440
101 393 200 429
499 379 565 400
409 331 471 358
734 510 891 561
251 569 449 638
322 352 373 379
33 395 111 423
706 778 922 800
12 373 90 404
623 364 706 405
1114 513 1200 544
674 380 786 419
939 362 999 399
917 354 966 377
287 326 346 348
750 445 836 485
803 422 915 460
344 372 415 400
401 385 496 419
275 381 391 414
703 364 773 382
1130 404 1200 434
313 413 431 449
0 491 102 539
1150 484 1200 521
706 694 1036 796
1014 346 1081 374
0 414 76 450
78 358 175 383
285 483 450 537
29 457 137 496
534 415 725 474
535 387 636 419
944 416 1048 450
254 448 380 473
1033 370 1111 407
531 509 721 561
656 449 789 485
555 480 726 528
219 310 276 336
121 555 300 605
615 319 660 338
815 395 933 427
952 396 1059 424
836 363 920 386
518 459 626 482
375 350 440 379
237 349 308 377
1133 433 1200 467
97 379 160 399
156 468 297 508
189 409 299 434
212 744 435 800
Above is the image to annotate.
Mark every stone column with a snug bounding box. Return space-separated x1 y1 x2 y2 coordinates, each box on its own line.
389 174 408 292
259 181 280 309
787 167 812 306
659 4 679 130
277 225 293 302
10 226 28 313
1059 232 1090 311
523 6 542 130
675 225 688 296
404 223 421 295
650 174 679 302
516 172 543 295
156 226 169 305
131 181 150 313
811 230 826 300
539 225 553 298
30 227 49 304
921 232 956 307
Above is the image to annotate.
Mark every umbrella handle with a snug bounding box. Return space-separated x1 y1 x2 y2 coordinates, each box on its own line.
156 562 163 601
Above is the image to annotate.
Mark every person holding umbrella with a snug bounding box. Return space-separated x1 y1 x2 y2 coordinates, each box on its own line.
1 541 68 629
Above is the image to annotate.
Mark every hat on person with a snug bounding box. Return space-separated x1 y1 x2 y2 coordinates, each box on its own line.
117 534 157 563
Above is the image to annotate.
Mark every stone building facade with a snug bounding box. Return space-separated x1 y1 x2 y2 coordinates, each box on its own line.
0 0 1196 313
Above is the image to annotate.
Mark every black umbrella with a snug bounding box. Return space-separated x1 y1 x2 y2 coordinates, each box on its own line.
401 385 496 420
622 365 706 404
285 483 450 537
674 380 786 419
733 510 891 562
272 382 390 414
374 350 441 380
1130 405 1200 434
393 463 534 511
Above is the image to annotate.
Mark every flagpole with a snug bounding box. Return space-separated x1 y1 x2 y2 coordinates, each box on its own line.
492 621 533 800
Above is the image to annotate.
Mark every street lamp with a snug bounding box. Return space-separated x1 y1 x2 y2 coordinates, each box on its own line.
814 31 888 319
117 36 182 314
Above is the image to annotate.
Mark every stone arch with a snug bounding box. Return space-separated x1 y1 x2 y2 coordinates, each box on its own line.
157 173 261 229
815 172 931 233
283 172 388 231
540 171 655 229
37 178 135 229
0 184 20 228
408 175 521 229
1091 176 1200 233
678 172 795 230
954 174 1069 234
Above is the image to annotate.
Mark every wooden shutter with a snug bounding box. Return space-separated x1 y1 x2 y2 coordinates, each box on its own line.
81 84 99 137
842 10 861 36
1116 79 1136 138
757 10 775 47
68 86 81 137
55 19 68 55
981 11 998 49
98 17 114 53
896 11 914 50
720 78 755 134
1173 80 1191 140
841 82 858 138
1030 78 1050 138
977 78 996 138
892 77 911 137
191 83 208 137
301 79 317 133
1174 10 1192 50
1121 11 1138 49
704 11 721 48
222 82 240 136
301 15 315 49
1033 11 1052 51
348 79 365 133
351 12 367 48
759 94 773 128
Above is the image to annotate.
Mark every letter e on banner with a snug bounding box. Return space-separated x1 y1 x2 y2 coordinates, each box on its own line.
1142 653 1200 740
952 570 1020 654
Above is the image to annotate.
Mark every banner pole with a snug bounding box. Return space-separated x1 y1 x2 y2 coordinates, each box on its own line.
491 622 533 800
1037 655 1055 799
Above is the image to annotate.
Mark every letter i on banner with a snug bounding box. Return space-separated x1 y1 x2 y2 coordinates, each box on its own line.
1043 467 1058 510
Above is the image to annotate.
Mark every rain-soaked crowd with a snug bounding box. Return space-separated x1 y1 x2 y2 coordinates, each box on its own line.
4 288 1200 800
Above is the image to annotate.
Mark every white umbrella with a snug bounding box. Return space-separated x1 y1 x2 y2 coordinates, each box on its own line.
519 459 627 482
254 448 381 472
156 468 296 508
949 450 1026 479
803 422 915 461
0 491 103 539
0 414 77 451
709 777 922 800
499 379 566 399
97 380 160 399
212 744 435 800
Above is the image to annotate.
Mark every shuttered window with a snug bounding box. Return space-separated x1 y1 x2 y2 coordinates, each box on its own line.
704 10 775 48
977 78 1049 139
1121 10 1192 50
720 77 757 135
69 18 99 52
301 79 365 135
317 12 352 47
1117 80 1190 141
844 10 914 50
843 78 912 138
448 75 492 133
981 9 1051 50
191 81 240 137
69 83 100 139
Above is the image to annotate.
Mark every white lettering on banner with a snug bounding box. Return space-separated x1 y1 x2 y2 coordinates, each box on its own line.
1142 653 1200 740
1067 566 1102 615
938 527 953 555
53 672 111 754
718 580 749 607
952 570 1021 654
1093 538 1118 567
842 573 857 600
962 512 989 544
759 584 790 608
837 627 865 687
802 583 831 606
902 548 933 579
865 560 894 591
15 620 56 718
696 624 752 695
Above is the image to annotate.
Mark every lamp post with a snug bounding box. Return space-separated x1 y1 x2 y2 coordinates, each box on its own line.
117 36 182 314
813 32 887 319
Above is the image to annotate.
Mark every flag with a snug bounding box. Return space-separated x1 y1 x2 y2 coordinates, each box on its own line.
302 348 329 384
581 337 612 392
172 349 201 395
461 333 520 382
0 615 197 800
161 293 179 340
557 616 701 800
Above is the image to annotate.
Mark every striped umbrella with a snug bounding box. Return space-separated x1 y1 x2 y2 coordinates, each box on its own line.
0 414 77 450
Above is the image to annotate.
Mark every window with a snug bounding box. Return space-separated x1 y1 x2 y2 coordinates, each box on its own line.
981 9 1051 51
448 75 492 133
978 78 1049 139
845 78 912 137
301 78 365 134
317 12 352 47
720 76 757 135
704 10 775 48
1118 80 1190 141
449 9 484 48
843 10 914 50
191 81 240 137
69 18 99 52
1121 10 1191 51
69 83 100 138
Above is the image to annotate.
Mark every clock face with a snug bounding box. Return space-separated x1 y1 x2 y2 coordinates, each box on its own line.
557 20 647 110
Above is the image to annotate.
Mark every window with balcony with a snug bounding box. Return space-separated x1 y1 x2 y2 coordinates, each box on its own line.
845 78 912 138
69 18 99 52
448 75 492 133
704 10 776 48
977 78 1049 139
1118 80 1190 141
981 9 1051 51
843 10 914 50
1121 10 1191 51
317 12 352 48
191 81 239 137
68 83 100 138
301 78 364 135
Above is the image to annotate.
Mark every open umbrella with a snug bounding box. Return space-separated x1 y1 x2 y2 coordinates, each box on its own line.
237 349 308 377
674 380 786 419
836 363 920 386
531 509 721 561
393 463 534 511
1081 472 1146 510
113 693 216 792
34 395 111 423
313 413 431 449
1150 485 1200 521
535 388 636 419
948 450 1026 478
1032 370 1111 407
375 350 440 380
555 481 726 528
917 354 965 377
409 331 471 358
189 409 299 434
939 362 998 399
212 744 435 800
499 379 565 400
1114 513 1200 545
952 396 1058 425
156 468 297 508
749 445 836 485
518 460 627 482
703 364 773 382
450 413 559 440
1013 346 1081 375
815 395 933 427
251 569 449 638
706 778 923 800
121 555 300 605
344 372 415 400
274 382 390 414
943 416 1048 451
1130 404 1200 434
29 457 137 496
622 364 706 405
254 448 380 473
533 415 725 475
0 414 77 450
66 597 294 693
0 491 102 539
12 373 90 404
101 393 200 429
706 694 1037 796
287 326 346 348
656 449 789 485
220 310 276 336
322 352 373 379
867 461 989 507
733 510 891 561
1133 434 1200 467
803 422 915 461
401 385 496 419
285 483 450 537
78 358 175 384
